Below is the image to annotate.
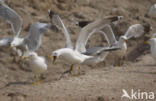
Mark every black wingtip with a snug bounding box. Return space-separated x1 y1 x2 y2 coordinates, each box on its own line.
76 20 92 28
48 9 56 19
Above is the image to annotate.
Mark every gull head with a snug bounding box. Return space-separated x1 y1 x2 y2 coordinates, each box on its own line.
28 52 38 58
119 36 128 43
23 52 38 60
33 22 51 34
50 50 61 64
50 48 72 64
143 23 152 33
10 37 23 48
117 16 124 20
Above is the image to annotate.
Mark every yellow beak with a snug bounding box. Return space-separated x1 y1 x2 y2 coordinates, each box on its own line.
52 56 57 64
23 56 29 60
49 55 52 59
143 41 148 45
124 40 128 43
10 45 13 49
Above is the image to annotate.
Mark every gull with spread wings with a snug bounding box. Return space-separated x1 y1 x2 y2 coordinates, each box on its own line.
10 22 51 59
50 15 122 79
99 23 151 66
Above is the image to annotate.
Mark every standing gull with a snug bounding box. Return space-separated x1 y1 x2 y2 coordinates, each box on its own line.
50 15 121 78
11 22 51 84
23 52 47 84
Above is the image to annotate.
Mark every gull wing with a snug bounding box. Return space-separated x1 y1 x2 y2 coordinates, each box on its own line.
124 24 145 39
0 1 22 37
82 52 109 65
52 15 73 49
99 24 118 46
84 46 120 56
75 16 121 53
24 22 50 51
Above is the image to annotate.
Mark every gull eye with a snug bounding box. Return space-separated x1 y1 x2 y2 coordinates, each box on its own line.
54 53 57 56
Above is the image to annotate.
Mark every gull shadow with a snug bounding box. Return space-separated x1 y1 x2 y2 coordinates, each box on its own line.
127 41 150 61
0 81 32 89
118 70 156 75
6 81 32 86
143 64 156 67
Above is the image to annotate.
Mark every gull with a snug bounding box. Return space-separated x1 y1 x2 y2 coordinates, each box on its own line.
100 23 151 66
146 36 156 60
98 24 127 66
23 52 47 85
146 4 156 18
10 22 51 60
0 0 23 59
50 15 121 78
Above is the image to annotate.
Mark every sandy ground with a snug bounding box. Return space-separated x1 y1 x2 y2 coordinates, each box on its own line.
0 0 156 101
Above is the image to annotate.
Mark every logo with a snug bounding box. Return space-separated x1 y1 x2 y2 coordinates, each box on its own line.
121 89 155 100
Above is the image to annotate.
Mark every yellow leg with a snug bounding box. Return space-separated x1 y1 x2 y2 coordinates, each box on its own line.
72 66 81 77
32 74 42 86
59 64 74 80
114 58 122 67
119 59 123 66
77 66 80 75
12 56 17 63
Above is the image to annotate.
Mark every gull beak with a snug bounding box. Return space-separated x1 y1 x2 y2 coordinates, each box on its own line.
49 55 52 59
23 56 29 60
10 45 13 49
144 41 148 45
124 40 128 43
52 56 57 64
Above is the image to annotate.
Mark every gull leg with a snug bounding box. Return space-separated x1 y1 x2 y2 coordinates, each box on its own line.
12 52 18 63
114 59 119 67
114 58 121 67
119 59 123 66
72 66 81 77
32 75 38 86
12 55 17 63
78 66 80 75
32 74 42 86
59 64 74 80
17 52 24 64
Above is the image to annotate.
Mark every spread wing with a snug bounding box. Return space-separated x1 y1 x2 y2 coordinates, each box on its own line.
124 24 145 39
52 15 73 48
99 24 118 46
24 22 50 51
0 1 22 37
84 46 120 56
75 16 121 53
